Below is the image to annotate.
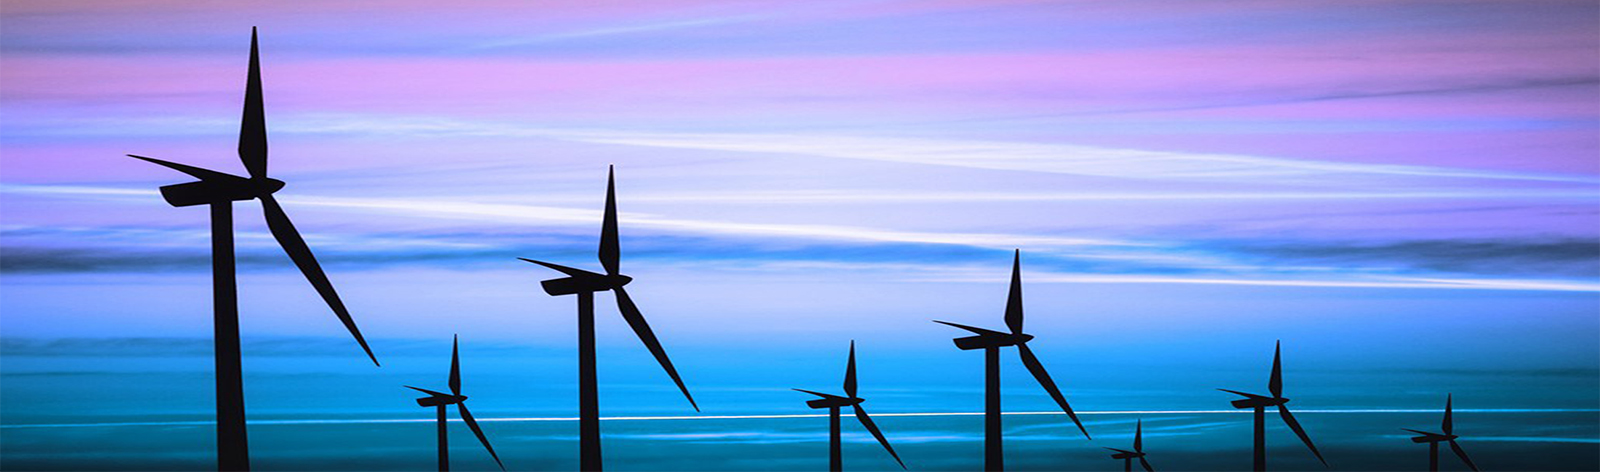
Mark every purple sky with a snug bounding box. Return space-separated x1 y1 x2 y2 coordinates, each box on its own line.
1 0 1596 368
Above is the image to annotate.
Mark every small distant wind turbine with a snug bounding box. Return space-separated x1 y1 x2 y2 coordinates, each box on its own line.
1104 419 1153 472
933 250 1090 471
406 335 505 472
794 341 906 472
519 165 696 471
126 28 377 471
1219 341 1327 472
1403 395 1479 472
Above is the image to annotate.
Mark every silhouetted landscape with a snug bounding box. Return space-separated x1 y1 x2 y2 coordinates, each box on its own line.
2 1 1598 471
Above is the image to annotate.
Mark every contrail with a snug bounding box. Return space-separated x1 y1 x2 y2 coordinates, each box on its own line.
4 409 1594 429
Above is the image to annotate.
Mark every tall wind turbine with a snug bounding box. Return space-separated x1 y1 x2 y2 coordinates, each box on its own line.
406 336 505 472
519 165 697 471
1403 395 1479 472
1104 419 1153 472
126 28 377 471
933 250 1090 471
1218 341 1326 472
793 341 906 472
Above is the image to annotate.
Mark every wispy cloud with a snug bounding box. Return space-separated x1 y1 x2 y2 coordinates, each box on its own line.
554 130 1600 185
470 15 768 49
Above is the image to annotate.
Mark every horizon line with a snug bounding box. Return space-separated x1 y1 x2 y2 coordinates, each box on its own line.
6 408 1595 429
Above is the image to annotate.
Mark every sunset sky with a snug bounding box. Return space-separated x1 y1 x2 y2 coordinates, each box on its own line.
3 1 1597 470
4 0 1596 336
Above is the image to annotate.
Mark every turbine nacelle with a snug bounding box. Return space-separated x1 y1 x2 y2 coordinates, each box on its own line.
1225 392 1289 409
951 331 1033 350
538 272 632 296
1405 430 1458 444
156 176 285 207
415 394 468 407
799 392 865 409
1105 448 1146 460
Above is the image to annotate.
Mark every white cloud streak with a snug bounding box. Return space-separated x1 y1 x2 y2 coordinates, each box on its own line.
555 130 1600 185
7 183 1595 292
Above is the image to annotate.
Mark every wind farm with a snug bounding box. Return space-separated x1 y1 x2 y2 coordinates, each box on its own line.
3 2 1599 471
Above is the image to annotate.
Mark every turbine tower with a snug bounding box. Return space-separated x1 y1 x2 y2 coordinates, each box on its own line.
126 28 378 471
1104 419 1153 472
933 250 1089 471
406 335 505 472
793 342 906 472
1218 341 1327 471
520 165 697 471
1402 395 1479 472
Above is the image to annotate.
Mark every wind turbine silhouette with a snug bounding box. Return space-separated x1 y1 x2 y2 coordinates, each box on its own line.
1104 419 1153 472
125 28 377 471
793 341 906 472
1403 395 1479 472
519 165 697 471
1219 341 1326 472
933 250 1090 471
406 335 505 472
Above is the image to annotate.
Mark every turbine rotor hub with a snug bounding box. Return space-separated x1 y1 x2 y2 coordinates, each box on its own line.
253 177 285 196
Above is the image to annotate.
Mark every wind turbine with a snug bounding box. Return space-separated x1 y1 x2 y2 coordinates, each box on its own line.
933 250 1090 472
406 335 505 472
519 165 696 471
1104 419 1153 472
1219 341 1326 472
1403 395 1479 472
793 341 906 472
126 28 377 471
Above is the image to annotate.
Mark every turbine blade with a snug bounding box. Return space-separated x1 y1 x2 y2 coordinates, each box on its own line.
516 258 598 278
259 194 378 366
1217 388 1269 400
852 405 905 469
844 341 857 398
1017 343 1089 439
1004 249 1024 335
458 403 506 471
405 385 449 397
1269 340 1282 398
1400 428 1436 437
615 287 697 411
1135 419 1142 452
449 335 461 396
598 165 620 276
1448 439 1479 472
792 388 841 400
237 27 267 180
1277 405 1327 466
1442 394 1453 435
932 320 1008 337
128 154 241 182
1102 447 1131 453
1139 456 1154 472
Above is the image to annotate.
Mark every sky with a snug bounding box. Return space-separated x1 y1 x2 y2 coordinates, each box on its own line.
1 0 1598 469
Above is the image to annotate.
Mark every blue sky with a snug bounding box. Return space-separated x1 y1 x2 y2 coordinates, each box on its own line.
1 5 1597 463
